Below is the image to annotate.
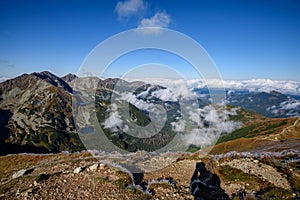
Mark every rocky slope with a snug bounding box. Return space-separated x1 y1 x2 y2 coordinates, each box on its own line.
0 150 298 199
211 117 300 154
0 71 84 155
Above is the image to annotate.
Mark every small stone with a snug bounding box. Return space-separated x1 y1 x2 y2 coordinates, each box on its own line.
89 163 99 171
23 188 33 195
33 181 38 186
99 163 106 170
12 169 28 179
73 167 82 174
63 179 67 183
246 183 250 186
253 160 259 164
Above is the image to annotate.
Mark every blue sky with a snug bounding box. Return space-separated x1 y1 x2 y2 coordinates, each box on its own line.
0 0 299 81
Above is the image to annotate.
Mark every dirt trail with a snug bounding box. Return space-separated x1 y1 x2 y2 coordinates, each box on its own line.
258 117 300 140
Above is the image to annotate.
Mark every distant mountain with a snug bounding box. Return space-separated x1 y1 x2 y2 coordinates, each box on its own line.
0 71 84 155
61 73 78 83
227 90 300 117
1 72 299 155
71 76 181 152
0 72 183 154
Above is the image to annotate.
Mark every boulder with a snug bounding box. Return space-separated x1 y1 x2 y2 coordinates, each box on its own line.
73 167 82 174
12 169 29 179
89 163 99 171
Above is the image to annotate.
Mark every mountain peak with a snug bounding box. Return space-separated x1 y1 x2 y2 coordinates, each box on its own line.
31 71 73 93
269 90 284 96
32 71 57 80
61 73 78 82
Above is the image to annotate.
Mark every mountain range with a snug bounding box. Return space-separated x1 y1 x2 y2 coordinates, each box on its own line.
0 71 299 155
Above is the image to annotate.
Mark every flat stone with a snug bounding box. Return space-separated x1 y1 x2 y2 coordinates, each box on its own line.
12 169 28 179
73 167 82 174
89 163 99 171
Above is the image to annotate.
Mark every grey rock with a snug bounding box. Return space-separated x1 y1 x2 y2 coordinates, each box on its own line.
88 163 99 171
73 167 82 174
12 169 28 179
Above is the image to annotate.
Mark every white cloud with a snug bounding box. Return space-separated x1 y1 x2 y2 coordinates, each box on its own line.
102 81 243 149
115 0 147 18
267 98 300 116
133 79 195 100
0 76 10 83
188 109 202 125
152 88 178 102
139 12 170 28
186 79 300 95
204 109 219 124
171 119 185 132
182 105 243 147
136 78 300 95
137 12 171 34
120 92 154 112
219 121 243 134
280 101 300 110
115 0 171 33
184 128 219 147
103 103 129 132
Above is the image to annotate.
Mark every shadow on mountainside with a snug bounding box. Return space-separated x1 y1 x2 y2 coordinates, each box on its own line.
190 162 230 200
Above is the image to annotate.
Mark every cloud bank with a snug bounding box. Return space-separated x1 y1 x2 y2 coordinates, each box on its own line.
187 79 300 95
182 105 243 147
101 80 243 149
103 103 129 132
267 98 300 116
0 76 10 83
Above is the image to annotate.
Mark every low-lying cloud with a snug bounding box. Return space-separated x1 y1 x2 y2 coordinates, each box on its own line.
103 103 129 132
267 98 300 116
102 80 243 149
182 105 243 147
188 79 300 95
